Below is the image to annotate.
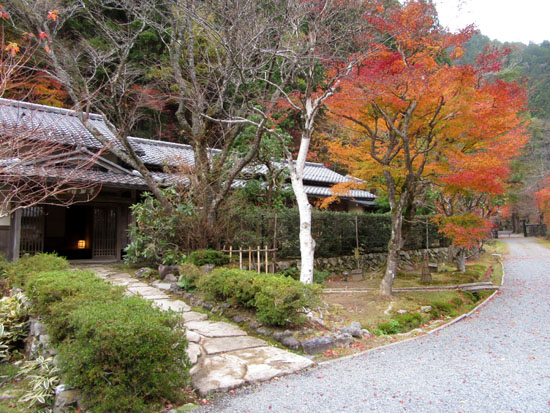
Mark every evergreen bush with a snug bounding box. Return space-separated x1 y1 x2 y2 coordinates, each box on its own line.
199 268 319 326
188 249 230 267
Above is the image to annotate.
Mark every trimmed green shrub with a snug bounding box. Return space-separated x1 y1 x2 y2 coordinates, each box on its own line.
58 297 189 413
176 263 204 291
188 249 230 267
374 319 401 335
12 256 191 412
199 268 261 307
279 267 331 284
8 253 69 287
255 275 320 326
25 270 124 343
199 268 319 326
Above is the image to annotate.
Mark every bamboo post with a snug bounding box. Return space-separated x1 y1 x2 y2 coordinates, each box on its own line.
265 245 268 274
248 246 252 271
257 245 261 274
229 245 233 263
272 213 278 271
239 248 243 270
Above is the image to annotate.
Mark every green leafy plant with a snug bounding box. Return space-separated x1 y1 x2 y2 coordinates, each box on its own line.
176 263 203 291
0 292 29 361
429 300 456 318
18 355 61 410
188 249 229 267
124 188 193 266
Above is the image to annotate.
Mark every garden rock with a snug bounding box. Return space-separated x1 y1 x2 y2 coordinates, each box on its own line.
186 330 202 343
397 309 408 314
256 327 273 337
169 283 185 294
187 343 202 365
273 330 293 342
421 305 433 313
158 264 180 278
333 332 354 347
135 267 153 278
248 320 262 329
202 302 214 311
281 336 301 350
200 264 215 274
340 322 363 338
362 329 372 338
163 273 178 282
53 386 82 413
232 315 247 324
301 336 335 355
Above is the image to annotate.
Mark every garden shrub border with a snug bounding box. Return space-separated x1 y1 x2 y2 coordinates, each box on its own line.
199 268 320 326
11 254 191 412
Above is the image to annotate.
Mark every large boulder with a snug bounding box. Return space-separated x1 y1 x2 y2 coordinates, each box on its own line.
158 264 180 278
301 336 335 355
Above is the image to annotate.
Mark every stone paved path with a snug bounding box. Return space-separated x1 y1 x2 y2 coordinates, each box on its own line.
81 265 313 396
196 237 550 412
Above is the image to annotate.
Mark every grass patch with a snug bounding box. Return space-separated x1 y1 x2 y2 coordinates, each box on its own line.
0 363 29 412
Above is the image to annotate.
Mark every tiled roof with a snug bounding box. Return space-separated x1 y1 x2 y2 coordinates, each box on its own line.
0 98 117 150
4 164 148 189
0 99 375 200
128 137 197 167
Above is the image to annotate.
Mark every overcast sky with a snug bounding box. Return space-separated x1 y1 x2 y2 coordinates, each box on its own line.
434 0 550 44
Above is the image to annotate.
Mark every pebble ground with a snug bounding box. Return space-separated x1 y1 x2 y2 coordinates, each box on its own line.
197 237 550 412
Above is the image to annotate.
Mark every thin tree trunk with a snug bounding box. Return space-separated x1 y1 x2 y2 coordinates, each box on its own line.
291 170 315 285
380 211 403 296
456 248 466 272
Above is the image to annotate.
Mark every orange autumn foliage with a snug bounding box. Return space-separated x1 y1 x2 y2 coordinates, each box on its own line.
325 1 527 214
435 213 493 249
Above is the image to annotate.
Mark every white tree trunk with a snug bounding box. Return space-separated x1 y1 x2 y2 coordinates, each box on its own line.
289 100 316 284
291 170 315 284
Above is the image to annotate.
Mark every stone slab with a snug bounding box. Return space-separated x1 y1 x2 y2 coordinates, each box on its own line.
202 336 267 355
185 321 247 338
153 299 191 313
187 342 202 365
186 330 202 343
151 282 172 291
126 285 170 300
182 312 208 322
191 346 314 396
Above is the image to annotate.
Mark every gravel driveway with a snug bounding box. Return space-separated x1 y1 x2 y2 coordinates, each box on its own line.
197 238 550 412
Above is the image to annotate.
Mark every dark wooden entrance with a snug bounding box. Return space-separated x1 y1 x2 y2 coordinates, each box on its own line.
20 206 44 256
92 207 117 258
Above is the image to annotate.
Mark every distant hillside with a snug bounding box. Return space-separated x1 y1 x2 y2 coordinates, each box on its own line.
461 33 550 119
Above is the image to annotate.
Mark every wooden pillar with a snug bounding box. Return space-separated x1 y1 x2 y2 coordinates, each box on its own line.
8 210 21 262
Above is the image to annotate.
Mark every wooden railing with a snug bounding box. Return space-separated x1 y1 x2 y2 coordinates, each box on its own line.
222 246 279 274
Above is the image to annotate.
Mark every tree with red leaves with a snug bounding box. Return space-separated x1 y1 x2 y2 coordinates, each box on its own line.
326 1 528 294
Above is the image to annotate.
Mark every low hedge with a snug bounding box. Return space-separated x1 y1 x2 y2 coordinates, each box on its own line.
199 268 319 326
15 255 190 412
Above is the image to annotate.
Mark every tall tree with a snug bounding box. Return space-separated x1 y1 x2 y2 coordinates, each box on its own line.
326 1 526 295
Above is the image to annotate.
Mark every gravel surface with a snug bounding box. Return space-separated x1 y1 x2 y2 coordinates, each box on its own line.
196 238 550 412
